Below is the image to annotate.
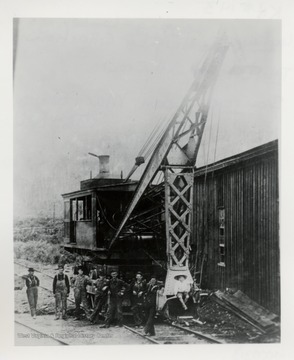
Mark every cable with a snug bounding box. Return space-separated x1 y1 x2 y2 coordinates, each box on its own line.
142 249 166 270
204 103 214 186
126 116 169 182
96 194 117 231
144 125 166 160
142 114 170 159
211 100 221 180
138 117 164 157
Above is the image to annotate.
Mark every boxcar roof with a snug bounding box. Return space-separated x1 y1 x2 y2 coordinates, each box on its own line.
195 140 278 177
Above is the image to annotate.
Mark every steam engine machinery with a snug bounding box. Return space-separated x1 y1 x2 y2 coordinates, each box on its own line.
62 34 229 315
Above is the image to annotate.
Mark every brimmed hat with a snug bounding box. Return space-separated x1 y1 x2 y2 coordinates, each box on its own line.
28 267 35 272
56 265 64 270
174 274 187 280
136 271 143 276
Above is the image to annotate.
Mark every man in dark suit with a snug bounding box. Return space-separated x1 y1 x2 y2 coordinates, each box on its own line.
131 271 147 327
100 270 128 328
144 276 162 336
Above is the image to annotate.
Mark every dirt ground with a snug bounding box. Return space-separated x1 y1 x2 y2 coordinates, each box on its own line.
14 259 150 345
15 313 150 345
14 258 280 345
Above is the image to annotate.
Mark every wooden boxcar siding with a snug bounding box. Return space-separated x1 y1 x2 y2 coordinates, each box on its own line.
192 150 279 313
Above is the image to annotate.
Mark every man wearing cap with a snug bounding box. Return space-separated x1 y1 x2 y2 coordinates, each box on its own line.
89 271 109 324
191 277 201 319
143 276 162 336
71 266 92 320
131 271 147 327
100 270 129 328
89 266 98 281
53 265 70 320
24 268 40 319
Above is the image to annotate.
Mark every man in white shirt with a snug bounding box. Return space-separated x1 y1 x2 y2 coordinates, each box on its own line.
174 275 191 310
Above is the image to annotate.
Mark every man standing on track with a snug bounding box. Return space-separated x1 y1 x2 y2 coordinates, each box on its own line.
131 271 147 327
71 266 92 320
143 276 161 336
100 270 128 328
89 271 109 324
53 265 70 320
24 267 40 319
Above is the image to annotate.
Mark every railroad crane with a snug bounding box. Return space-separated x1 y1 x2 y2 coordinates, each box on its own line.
107 35 229 297
62 34 229 312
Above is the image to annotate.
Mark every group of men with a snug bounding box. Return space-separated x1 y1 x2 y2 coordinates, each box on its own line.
81 268 162 336
23 266 162 335
24 265 199 336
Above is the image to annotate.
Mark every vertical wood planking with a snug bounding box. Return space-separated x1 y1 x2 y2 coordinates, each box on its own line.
193 141 279 313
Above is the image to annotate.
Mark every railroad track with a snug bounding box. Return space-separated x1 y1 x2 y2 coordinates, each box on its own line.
15 320 69 346
15 261 225 345
124 322 224 345
14 261 77 306
14 260 56 279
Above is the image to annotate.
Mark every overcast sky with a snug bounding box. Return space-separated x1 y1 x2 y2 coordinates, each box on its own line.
13 19 280 218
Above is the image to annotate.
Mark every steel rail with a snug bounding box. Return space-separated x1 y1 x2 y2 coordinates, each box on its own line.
15 263 224 344
14 261 76 305
14 261 54 279
123 325 160 344
29 282 77 306
15 320 69 345
169 322 224 344
125 322 224 345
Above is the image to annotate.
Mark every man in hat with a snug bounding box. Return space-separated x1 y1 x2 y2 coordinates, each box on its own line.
24 268 40 319
143 276 163 336
53 265 70 320
100 270 129 328
71 266 92 320
190 277 201 319
89 266 98 281
174 274 191 310
89 271 109 324
131 271 147 327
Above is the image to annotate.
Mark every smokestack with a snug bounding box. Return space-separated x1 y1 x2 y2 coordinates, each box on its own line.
97 155 110 177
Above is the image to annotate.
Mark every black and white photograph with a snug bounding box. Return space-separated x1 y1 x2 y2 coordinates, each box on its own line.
12 16 282 348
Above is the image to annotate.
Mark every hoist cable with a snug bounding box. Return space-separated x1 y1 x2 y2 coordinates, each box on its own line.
144 124 167 160
204 104 214 186
138 116 165 157
96 194 117 231
146 115 171 156
138 124 158 157
212 101 221 178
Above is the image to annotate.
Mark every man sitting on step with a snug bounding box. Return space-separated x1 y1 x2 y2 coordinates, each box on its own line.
174 275 191 311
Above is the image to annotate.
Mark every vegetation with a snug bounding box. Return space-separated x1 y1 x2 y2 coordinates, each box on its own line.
14 217 77 264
